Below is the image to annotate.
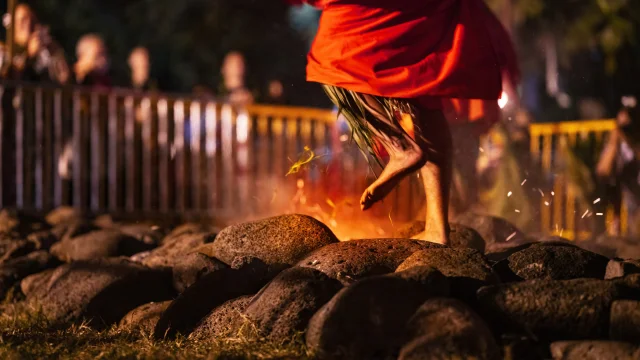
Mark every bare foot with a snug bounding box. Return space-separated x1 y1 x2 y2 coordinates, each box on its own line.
360 148 425 210
411 230 449 246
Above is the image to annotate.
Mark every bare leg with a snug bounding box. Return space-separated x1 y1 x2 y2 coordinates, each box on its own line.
357 95 427 210
410 109 452 245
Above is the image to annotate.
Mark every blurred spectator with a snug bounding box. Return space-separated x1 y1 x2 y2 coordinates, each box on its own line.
264 79 287 105
596 101 640 236
221 51 254 106
128 46 155 91
74 34 110 88
25 24 70 84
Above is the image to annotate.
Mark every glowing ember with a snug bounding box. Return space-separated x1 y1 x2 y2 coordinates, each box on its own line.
521 179 527 186
596 213 604 216
551 191 555 196
286 146 324 176
538 189 545 197
339 134 349 142
593 198 601 204
479 147 485 153
544 201 550 206
581 210 589 219
507 191 513 197
505 232 517 242
297 179 305 189
515 209 520 213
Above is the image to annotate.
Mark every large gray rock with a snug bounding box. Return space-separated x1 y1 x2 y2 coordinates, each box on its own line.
478 279 623 340
32 258 174 328
606 259 640 280
206 215 338 267
610 300 640 344
587 235 640 260
189 296 254 341
396 248 499 303
154 257 276 339
172 253 227 293
242 267 342 342
298 238 443 285
119 301 172 334
50 230 155 262
0 251 60 300
394 222 487 252
306 267 449 359
550 341 640 360
454 213 528 254
21 268 55 299
140 232 216 269
162 223 214 245
399 298 500 360
45 206 81 226
0 209 50 236
117 224 167 247
506 242 609 280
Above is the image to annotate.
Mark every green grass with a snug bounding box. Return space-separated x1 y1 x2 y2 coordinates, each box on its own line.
0 303 311 360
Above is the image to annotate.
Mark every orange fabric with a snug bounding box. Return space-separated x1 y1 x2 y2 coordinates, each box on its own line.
303 0 504 100
442 3 519 131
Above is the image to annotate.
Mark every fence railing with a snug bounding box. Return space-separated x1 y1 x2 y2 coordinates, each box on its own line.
0 82 425 229
529 119 620 240
0 82 628 239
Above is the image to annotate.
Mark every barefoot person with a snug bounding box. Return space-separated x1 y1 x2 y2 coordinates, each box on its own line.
294 0 509 244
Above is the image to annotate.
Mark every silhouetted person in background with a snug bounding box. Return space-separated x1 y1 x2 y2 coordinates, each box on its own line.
129 46 156 91
74 34 111 88
221 51 254 106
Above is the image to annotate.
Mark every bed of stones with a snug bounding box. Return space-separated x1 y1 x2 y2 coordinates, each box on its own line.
1 207 640 359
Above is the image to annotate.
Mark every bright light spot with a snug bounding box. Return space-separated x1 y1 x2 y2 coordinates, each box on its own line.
538 189 545 197
596 213 604 216
581 210 589 219
498 91 509 109
521 179 527 186
551 191 555 196
506 232 517 242
236 112 249 144
593 198 601 204
507 191 513 197
297 179 305 189
557 92 572 109
544 201 550 206
339 134 349 142
479 147 485 153
515 209 520 213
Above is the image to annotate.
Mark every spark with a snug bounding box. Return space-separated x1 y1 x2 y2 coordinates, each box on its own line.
479 147 485 153
521 179 527 186
297 179 305 189
551 191 555 196
506 232 517 242
388 212 394 228
339 134 349 142
596 213 604 216
593 198 601 204
544 201 550 206
515 209 520 213
326 199 336 208
538 189 545 197
559 229 564 237
508 191 513 197
581 210 589 219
